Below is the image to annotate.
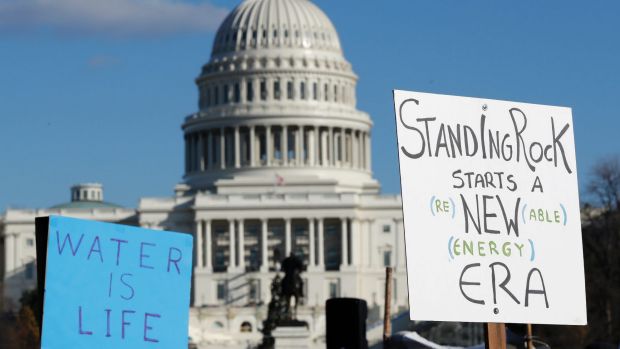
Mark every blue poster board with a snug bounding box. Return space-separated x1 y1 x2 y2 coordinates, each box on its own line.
37 216 193 349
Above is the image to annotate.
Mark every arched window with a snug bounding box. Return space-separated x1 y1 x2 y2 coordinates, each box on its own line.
240 321 252 333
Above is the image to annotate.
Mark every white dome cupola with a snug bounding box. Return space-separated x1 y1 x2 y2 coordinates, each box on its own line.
211 0 343 56
181 0 379 194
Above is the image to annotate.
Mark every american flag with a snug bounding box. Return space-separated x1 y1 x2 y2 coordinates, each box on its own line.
275 173 284 186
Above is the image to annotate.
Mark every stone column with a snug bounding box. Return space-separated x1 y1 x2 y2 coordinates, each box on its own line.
341 218 348 268
266 76 273 102
240 77 246 103
250 126 256 167
261 219 269 272
395 219 406 271
197 133 204 172
365 132 371 171
359 219 366 267
266 125 272 166
228 220 236 270
234 126 240 168
282 126 288 165
205 220 212 271
13 234 20 272
296 126 306 166
340 128 346 167
308 128 316 166
350 218 360 267
360 132 365 169
328 127 334 166
195 220 203 268
220 128 226 169
367 219 374 267
251 78 258 102
207 130 213 170
317 218 325 269
320 129 327 167
238 219 245 270
285 218 292 256
308 218 315 267
5 233 14 274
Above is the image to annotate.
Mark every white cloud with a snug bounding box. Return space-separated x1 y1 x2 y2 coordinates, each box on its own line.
0 0 229 36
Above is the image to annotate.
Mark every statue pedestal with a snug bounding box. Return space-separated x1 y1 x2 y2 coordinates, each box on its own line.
272 324 311 349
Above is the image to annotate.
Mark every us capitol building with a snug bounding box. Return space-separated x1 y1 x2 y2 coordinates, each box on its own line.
0 0 407 346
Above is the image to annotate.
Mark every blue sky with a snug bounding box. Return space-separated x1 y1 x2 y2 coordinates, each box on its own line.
1 0 619 209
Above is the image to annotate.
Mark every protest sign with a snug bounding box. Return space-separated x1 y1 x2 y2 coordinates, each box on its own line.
35 216 193 348
393 90 586 324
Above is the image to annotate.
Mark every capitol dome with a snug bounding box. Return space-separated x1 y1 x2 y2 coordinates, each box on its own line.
212 0 342 56
181 0 379 194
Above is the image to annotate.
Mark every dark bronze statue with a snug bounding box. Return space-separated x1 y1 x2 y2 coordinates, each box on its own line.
260 252 307 349
280 252 305 320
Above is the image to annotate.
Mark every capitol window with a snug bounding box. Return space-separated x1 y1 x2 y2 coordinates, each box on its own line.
260 80 267 100
313 82 318 100
287 81 294 100
247 81 254 102
383 224 391 233
234 83 240 103
26 238 34 247
274 80 281 100
383 250 392 267
217 281 227 301
324 84 329 101
25 262 34 280
328 281 339 298
300 82 306 100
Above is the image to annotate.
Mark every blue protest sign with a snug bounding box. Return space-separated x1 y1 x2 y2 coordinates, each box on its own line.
37 216 193 349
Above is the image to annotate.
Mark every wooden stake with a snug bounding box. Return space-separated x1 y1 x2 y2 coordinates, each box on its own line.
526 323 534 349
383 267 393 346
484 323 506 349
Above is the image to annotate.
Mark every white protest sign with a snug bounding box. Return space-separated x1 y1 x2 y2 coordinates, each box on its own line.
393 90 587 325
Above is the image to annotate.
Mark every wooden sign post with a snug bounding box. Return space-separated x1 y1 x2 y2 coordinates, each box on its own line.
484 323 506 349
383 267 393 346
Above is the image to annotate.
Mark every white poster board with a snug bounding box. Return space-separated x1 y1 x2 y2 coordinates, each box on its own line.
393 90 587 325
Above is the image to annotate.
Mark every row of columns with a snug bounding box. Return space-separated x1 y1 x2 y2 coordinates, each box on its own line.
194 217 404 273
185 126 371 173
199 76 357 109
